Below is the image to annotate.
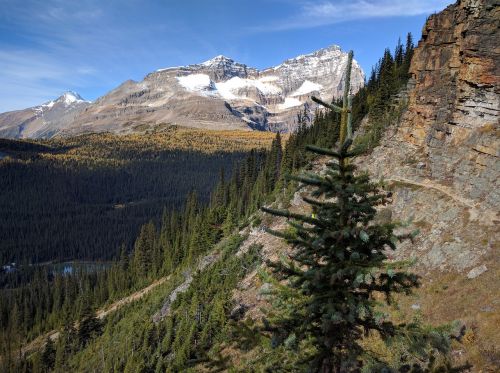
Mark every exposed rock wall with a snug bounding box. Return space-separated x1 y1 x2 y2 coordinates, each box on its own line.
359 0 499 274
396 0 499 207
355 2 499 366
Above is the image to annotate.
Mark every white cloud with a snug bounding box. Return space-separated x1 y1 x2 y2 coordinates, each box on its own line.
251 0 451 31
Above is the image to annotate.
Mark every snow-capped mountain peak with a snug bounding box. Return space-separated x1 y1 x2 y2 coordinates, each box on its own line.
35 92 87 113
201 55 233 66
57 91 86 106
0 91 91 139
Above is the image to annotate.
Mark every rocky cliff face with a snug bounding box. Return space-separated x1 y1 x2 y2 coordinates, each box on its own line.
396 0 499 207
358 6 499 367
0 46 364 138
362 0 499 271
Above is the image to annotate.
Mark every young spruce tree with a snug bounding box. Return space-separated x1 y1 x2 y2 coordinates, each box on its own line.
261 50 419 372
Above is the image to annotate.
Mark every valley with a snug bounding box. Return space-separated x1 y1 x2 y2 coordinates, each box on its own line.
0 126 276 264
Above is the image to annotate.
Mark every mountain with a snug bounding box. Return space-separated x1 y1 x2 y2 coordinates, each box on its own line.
0 92 90 139
0 46 364 139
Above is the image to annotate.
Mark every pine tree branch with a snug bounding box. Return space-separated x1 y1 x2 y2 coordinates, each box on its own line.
261 207 320 225
340 138 353 154
287 174 326 187
263 227 294 240
346 146 367 158
311 96 343 113
305 145 342 158
325 161 341 171
301 196 341 210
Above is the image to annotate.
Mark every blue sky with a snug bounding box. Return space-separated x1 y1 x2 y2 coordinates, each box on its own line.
0 0 452 112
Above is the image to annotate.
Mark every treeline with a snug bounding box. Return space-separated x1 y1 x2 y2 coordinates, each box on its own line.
0 129 280 368
20 122 323 372
0 103 337 372
9 101 345 372
0 132 269 369
352 33 415 148
71 235 262 372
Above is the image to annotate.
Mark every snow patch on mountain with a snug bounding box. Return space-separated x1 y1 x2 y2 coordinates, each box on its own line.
177 74 282 101
59 92 86 106
291 80 323 96
259 76 279 83
216 77 281 98
279 97 302 109
156 66 182 72
31 92 87 117
177 74 216 94
202 55 232 66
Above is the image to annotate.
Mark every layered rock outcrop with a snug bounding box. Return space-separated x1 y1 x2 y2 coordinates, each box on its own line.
356 1 498 367
396 0 499 206
361 0 498 271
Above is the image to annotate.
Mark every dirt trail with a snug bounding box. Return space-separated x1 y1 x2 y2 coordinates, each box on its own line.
387 177 498 223
97 276 168 319
18 275 169 358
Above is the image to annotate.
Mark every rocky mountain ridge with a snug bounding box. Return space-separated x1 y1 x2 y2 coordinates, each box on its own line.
0 45 364 139
0 92 90 139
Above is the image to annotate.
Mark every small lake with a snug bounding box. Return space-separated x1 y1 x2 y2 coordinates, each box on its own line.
47 261 112 275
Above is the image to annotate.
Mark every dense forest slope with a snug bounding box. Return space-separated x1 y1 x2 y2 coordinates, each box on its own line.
0 126 275 263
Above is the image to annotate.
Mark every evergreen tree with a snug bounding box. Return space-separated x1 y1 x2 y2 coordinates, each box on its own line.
394 37 404 67
265 132 283 193
77 297 101 347
41 338 55 372
222 207 237 236
403 32 414 78
133 221 156 279
262 50 420 372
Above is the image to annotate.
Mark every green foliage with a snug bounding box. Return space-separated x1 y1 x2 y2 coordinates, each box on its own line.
0 34 435 373
0 135 248 265
67 236 262 372
0 128 278 362
41 338 55 372
249 39 465 370
353 33 415 150
261 138 420 371
77 298 102 348
252 46 452 372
